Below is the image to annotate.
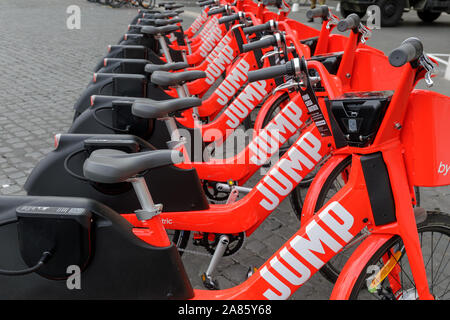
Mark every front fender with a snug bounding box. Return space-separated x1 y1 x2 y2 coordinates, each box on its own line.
330 233 393 300
253 91 289 131
300 154 350 224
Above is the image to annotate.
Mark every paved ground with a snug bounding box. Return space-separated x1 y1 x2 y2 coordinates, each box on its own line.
0 0 448 300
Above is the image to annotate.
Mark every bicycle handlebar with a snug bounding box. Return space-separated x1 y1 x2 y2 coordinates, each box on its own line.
337 13 360 32
248 60 295 82
154 18 183 26
197 0 217 6
242 34 278 52
158 2 176 7
208 6 228 16
262 0 282 6
243 20 277 34
144 11 178 19
164 4 184 10
306 5 329 20
218 13 242 24
388 37 424 67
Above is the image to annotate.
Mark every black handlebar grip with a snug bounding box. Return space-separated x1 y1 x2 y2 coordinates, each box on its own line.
247 61 295 82
197 0 216 5
337 13 361 32
218 13 241 24
159 2 176 6
388 37 424 67
262 0 281 6
208 6 227 16
243 21 274 34
242 35 277 53
165 4 184 10
147 11 178 19
306 5 329 20
158 2 176 8
155 18 183 26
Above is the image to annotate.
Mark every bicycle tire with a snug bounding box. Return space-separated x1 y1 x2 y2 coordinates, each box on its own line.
260 92 317 190
349 211 450 300
107 0 126 8
312 156 355 282
168 230 191 257
260 92 293 153
296 156 421 283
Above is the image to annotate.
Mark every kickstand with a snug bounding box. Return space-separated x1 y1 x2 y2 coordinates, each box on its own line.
201 234 229 290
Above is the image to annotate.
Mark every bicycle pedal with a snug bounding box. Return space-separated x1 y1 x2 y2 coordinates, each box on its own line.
201 273 220 290
246 266 258 279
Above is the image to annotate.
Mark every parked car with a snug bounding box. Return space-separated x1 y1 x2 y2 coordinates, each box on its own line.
340 0 450 26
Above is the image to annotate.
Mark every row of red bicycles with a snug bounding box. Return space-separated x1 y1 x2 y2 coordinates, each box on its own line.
87 0 157 9
0 0 449 300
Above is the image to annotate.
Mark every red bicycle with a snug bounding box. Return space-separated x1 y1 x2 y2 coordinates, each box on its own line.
79 38 450 299
0 0 445 300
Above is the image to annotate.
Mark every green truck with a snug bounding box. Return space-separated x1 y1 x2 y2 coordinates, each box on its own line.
340 0 450 26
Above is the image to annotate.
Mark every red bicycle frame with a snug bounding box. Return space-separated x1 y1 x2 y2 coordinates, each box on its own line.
127 49 449 299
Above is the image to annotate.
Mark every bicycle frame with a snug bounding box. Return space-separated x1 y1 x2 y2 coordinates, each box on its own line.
173 19 339 142
129 53 449 299
180 30 391 183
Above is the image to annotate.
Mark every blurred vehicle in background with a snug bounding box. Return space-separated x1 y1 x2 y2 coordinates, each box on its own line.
340 0 450 26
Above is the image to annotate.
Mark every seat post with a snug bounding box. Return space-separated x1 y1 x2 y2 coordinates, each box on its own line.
128 177 159 214
164 116 182 142
174 83 197 118
180 49 189 64
175 81 197 121
163 116 191 162
185 36 192 55
174 85 186 98
127 176 170 247
156 34 173 63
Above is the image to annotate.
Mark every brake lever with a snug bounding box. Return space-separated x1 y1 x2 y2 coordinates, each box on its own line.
326 13 339 30
261 45 296 63
419 54 437 87
272 79 299 95
357 23 372 44
260 49 281 63
231 23 247 31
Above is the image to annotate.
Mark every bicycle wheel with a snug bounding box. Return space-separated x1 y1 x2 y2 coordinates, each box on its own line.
260 92 296 154
312 156 354 282
107 0 126 8
349 212 450 300
261 92 318 190
294 156 421 283
167 229 191 257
